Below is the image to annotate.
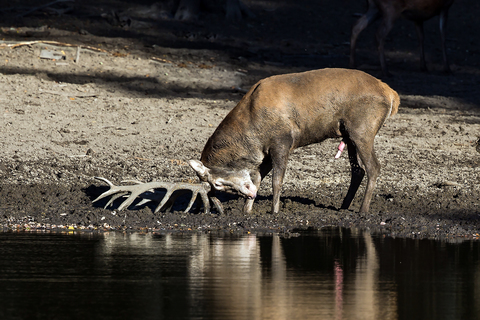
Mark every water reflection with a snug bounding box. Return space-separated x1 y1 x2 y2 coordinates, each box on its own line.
0 229 478 320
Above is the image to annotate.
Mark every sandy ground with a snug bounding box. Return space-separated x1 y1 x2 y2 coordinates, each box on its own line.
0 0 479 239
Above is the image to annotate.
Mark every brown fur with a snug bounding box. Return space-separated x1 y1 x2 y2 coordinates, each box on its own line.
350 0 454 76
192 68 400 214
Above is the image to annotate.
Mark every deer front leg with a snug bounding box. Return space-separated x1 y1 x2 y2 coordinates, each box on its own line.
243 161 272 214
271 167 287 214
242 170 258 214
270 145 291 214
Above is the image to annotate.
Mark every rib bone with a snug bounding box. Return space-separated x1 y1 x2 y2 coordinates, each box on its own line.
93 177 223 214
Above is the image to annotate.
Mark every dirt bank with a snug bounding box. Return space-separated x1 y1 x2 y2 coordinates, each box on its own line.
0 0 479 239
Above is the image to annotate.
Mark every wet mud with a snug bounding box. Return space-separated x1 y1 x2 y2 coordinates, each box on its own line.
0 0 479 239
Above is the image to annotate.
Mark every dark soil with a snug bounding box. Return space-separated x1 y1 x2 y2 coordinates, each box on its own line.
0 0 479 239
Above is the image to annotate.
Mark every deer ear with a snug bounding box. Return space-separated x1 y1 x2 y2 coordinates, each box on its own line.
188 160 209 178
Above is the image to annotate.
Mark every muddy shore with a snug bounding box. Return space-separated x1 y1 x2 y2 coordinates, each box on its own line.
0 0 479 239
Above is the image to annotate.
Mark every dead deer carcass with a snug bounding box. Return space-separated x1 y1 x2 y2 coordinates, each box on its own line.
349 0 454 76
94 68 399 215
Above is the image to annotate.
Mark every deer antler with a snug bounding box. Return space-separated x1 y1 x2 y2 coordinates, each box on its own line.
93 177 224 214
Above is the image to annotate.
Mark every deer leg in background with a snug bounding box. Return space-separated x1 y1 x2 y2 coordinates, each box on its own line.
376 14 396 76
174 0 200 20
350 0 380 69
439 7 452 73
414 21 428 72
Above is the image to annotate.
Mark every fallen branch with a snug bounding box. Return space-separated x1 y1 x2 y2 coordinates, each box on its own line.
0 40 109 54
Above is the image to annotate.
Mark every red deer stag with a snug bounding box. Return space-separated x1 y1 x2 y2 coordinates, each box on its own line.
94 68 399 214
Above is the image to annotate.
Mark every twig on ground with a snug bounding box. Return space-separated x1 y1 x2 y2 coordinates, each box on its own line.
39 88 98 97
0 40 110 54
151 56 174 64
75 46 81 63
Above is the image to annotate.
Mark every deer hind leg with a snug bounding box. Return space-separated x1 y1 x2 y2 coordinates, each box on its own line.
352 135 381 213
340 122 381 213
359 147 380 213
340 138 366 210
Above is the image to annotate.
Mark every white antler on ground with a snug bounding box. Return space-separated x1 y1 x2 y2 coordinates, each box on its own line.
93 177 224 214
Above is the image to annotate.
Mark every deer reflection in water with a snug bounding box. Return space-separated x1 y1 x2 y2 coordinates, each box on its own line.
98 229 398 319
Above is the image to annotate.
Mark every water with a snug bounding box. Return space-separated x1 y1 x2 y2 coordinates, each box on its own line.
0 228 479 320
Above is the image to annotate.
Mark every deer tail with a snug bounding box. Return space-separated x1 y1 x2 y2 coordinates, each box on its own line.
388 90 400 118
